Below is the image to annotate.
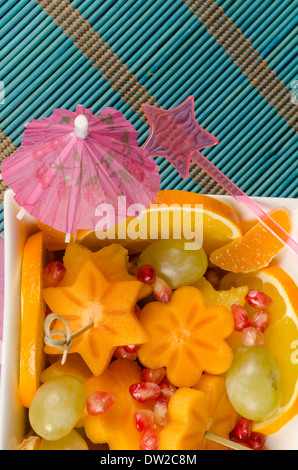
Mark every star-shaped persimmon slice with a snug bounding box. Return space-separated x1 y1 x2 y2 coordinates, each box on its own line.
43 259 149 375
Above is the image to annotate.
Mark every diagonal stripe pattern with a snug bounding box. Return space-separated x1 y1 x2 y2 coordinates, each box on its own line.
0 131 18 203
183 0 297 132
1 0 296 210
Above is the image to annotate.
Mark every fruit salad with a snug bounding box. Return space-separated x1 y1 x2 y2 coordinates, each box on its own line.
17 191 298 450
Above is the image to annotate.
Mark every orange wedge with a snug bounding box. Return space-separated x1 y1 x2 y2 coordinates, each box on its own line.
210 209 291 273
19 231 47 408
220 265 298 434
36 220 76 251
76 190 242 255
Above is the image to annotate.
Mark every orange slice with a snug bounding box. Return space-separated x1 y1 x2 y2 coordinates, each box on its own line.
209 209 291 273
76 190 242 255
19 231 47 408
220 265 298 434
36 220 76 251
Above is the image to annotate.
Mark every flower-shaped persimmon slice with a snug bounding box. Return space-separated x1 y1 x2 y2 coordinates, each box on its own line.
138 286 234 387
84 359 154 450
43 260 149 376
158 387 209 450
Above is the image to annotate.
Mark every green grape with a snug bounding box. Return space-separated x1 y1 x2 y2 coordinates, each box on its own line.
225 346 283 421
29 375 86 441
138 238 208 289
38 429 88 450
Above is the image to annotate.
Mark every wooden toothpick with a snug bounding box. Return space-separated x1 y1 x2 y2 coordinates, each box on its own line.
44 313 93 364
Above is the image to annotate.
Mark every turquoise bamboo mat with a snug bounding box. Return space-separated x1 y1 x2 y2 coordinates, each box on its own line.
0 0 297 238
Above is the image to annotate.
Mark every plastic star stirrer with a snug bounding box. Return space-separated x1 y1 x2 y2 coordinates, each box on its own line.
142 96 298 257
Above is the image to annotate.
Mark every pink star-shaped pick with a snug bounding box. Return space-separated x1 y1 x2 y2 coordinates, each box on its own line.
141 96 219 179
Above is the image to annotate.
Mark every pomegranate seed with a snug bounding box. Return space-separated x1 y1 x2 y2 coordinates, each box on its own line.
86 391 115 415
139 428 159 450
134 409 155 432
43 261 66 288
154 397 168 426
231 304 250 332
230 417 253 442
246 432 266 450
123 344 140 354
241 326 265 347
129 382 160 402
136 265 156 285
114 346 137 361
250 310 269 333
159 378 177 400
140 367 166 384
245 290 273 310
152 276 172 303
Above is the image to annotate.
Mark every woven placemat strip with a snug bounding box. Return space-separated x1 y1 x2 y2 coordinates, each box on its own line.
0 131 18 204
1 0 297 212
184 0 297 132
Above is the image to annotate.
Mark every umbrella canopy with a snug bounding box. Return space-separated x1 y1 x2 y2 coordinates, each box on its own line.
1 105 160 235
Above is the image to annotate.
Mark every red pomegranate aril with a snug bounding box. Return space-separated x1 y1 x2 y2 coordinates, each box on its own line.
123 344 140 354
159 378 177 400
43 261 66 288
246 432 266 450
245 289 273 310
250 310 269 333
86 391 115 416
242 326 265 347
129 382 160 402
139 428 159 450
231 304 250 332
113 346 137 361
152 276 172 303
154 397 168 426
230 417 253 442
136 265 156 285
134 409 155 432
140 367 166 384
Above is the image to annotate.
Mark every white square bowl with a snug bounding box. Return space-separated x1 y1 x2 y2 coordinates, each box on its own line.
0 189 297 450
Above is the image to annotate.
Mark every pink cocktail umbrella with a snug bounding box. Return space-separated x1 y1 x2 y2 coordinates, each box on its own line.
1 105 160 239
